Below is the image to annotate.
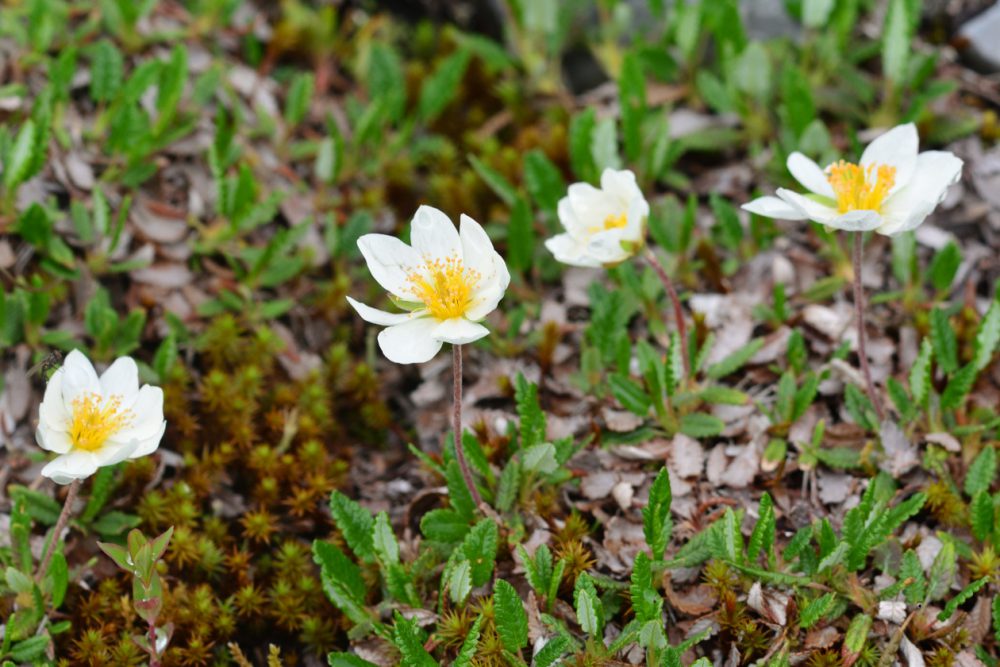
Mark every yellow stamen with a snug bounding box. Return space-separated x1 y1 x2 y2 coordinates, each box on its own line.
407 257 480 320
69 393 132 453
826 161 897 214
603 213 627 230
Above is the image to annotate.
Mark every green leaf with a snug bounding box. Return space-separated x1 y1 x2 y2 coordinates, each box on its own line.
312 541 371 626
372 511 399 567
568 108 597 182
892 231 916 285
705 338 763 379
284 71 315 128
591 116 621 171
494 579 528 652
843 614 871 660
418 49 470 123
445 460 476 520
9 485 61 525
4 120 38 190
523 149 565 213
965 446 997 497
91 510 141 537
10 635 51 662
522 443 558 475
882 0 911 86
931 308 957 374
938 577 988 622
642 468 673 560
941 363 977 410
994 595 1000 642
506 197 534 272
420 509 470 544
155 44 187 133
532 636 569 667
468 154 517 206
515 373 546 449
974 300 1000 371
609 374 651 416
798 593 836 629
679 413 725 438
747 492 775 563
910 338 933 406
574 573 603 637
391 612 437 667
328 491 375 563
927 539 956 602
928 242 961 291
328 653 378 667
971 491 994 542
457 520 498 587
734 42 771 101
698 386 748 406
451 614 483 667
448 559 472 605
89 39 124 103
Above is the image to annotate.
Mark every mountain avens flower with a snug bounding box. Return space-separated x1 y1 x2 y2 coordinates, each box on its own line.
546 168 649 267
742 123 962 235
347 205 510 364
37 350 166 484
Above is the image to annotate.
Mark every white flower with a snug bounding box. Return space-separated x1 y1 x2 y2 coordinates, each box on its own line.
347 205 510 364
742 123 963 236
546 168 649 267
36 350 166 485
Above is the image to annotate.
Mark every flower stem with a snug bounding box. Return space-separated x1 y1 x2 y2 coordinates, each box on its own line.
644 248 691 379
453 344 483 509
36 478 81 581
148 620 160 667
852 232 886 424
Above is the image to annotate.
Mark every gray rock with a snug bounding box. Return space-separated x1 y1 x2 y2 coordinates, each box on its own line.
959 1 1000 72
740 0 801 40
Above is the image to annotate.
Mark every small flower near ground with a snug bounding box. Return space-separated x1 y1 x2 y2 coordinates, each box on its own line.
36 350 166 484
742 123 963 235
347 205 510 364
546 168 649 267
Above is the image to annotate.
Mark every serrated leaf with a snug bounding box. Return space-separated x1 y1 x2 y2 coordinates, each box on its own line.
458 520 498 587
928 540 956 602
642 467 672 560
328 491 375 563
965 446 997 497
372 511 399 567
883 0 911 86
89 39 123 103
931 308 958 374
451 614 483 667
494 579 528 652
522 442 558 474
798 593 836 629
609 373 651 416
391 612 437 667
448 559 472 605
971 491 994 542
679 412 725 438
468 154 518 206
938 577 988 621
515 373 546 449
574 573 603 636
4 120 38 190
568 107 597 182
312 541 371 626
843 614 872 656
941 363 977 410
420 509 470 544
328 653 378 667
706 338 764 379
523 149 565 213
533 636 570 667
910 338 933 406
747 492 774 563
975 300 1000 371
418 49 470 122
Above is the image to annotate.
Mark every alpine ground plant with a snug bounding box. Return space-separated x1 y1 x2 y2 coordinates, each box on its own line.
3 0 1000 664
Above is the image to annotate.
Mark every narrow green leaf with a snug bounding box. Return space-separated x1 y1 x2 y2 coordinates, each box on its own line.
328 491 375 563
965 446 997 498
642 468 673 560
494 579 528 652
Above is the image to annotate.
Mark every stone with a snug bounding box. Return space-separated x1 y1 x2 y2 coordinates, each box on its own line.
959 2 1000 73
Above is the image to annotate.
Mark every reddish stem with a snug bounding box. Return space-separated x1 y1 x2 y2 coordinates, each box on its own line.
645 248 691 379
453 345 483 509
852 232 886 424
36 479 81 582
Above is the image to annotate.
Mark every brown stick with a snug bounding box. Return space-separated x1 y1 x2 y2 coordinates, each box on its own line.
36 478 81 581
852 232 886 424
453 345 483 508
645 248 691 379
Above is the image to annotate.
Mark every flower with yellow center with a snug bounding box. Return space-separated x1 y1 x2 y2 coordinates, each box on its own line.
546 168 649 267
347 205 510 364
742 123 963 235
36 350 166 485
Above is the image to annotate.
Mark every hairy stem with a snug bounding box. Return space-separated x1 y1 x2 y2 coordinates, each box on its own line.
453 344 483 509
852 232 886 424
148 619 160 667
36 478 81 581
645 248 691 379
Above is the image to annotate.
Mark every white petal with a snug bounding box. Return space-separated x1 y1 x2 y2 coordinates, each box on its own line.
567 183 619 229
459 214 503 286
465 282 505 321
117 386 164 441
586 228 632 265
600 169 644 205
824 210 883 232
38 367 71 432
346 296 419 326
859 123 919 192
787 152 835 198
61 349 100 404
95 439 139 466
742 196 809 220
557 196 588 240
99 356 139 402
432 318 490 345
41 451 99 484
624 195 649 241
410 205 461 262
775 189 843 225
377 317 444 364
36 426 72 454
545 233 601 268
357 234 422 299
877 151 963 236
130 420 167 458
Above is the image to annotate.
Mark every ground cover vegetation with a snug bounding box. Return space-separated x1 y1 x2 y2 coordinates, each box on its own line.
2 0 1000 665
